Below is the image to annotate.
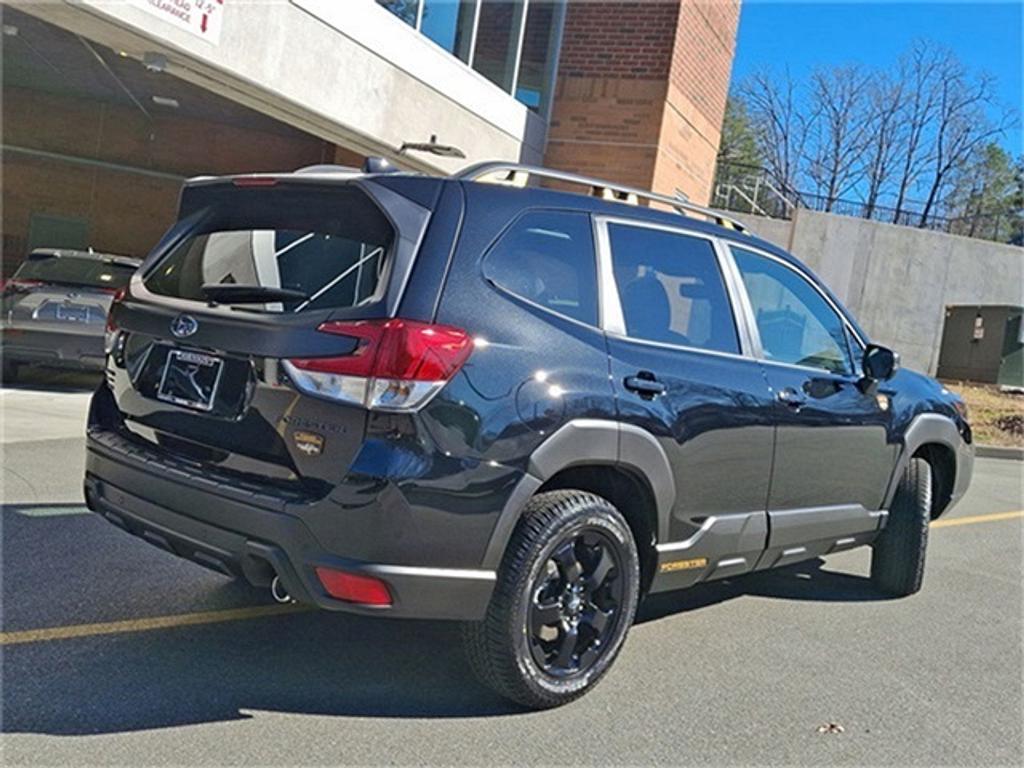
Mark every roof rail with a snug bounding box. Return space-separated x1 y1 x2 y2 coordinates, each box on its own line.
455 161 748 233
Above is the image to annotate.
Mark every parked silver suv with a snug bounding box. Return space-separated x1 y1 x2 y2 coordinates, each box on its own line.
1 248 141 382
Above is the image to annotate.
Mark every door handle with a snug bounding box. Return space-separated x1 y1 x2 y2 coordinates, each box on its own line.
624 373 666 398
776 386 807 408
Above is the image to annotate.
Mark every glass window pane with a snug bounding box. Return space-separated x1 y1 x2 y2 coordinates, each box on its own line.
483 210 598 326
731 247 853 374
515 1 559 110
609 225 739 354
144 188 393 314
473 0 525 92
377 0 420 27
15 255 136 290
420 1 477 62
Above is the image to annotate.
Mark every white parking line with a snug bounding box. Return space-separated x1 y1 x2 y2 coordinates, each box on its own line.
7 505 92 518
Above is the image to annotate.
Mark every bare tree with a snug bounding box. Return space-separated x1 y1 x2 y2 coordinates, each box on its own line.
804 66 872 211
916 58 1015 226
861 73 905 219
890 41 945 223
738 69 809 204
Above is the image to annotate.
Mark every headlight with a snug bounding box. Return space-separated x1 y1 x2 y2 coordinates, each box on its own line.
952 398 969 423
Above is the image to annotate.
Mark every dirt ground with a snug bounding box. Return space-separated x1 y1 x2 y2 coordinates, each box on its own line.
941 380 1024 447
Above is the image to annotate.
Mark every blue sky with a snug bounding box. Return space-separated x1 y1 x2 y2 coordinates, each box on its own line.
731 1 1023 154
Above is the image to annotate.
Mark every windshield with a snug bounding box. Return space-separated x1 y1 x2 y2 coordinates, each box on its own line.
144 186 393 313
15 255 137 290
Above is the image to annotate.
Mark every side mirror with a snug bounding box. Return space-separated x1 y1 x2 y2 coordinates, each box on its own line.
862 344 899 382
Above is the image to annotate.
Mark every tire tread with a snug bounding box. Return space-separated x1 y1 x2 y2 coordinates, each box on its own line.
871 457 932 596
462 490 637 709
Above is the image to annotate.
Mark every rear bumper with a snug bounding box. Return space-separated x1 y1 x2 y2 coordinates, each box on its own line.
2 328 105 370
84 433 495 620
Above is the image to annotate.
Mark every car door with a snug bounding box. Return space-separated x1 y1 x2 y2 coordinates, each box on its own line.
597 217 776 588
727 244 899 568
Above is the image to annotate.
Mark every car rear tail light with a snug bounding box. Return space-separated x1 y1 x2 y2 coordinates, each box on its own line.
282 319 472 412
104 286 128 355
315 566 392 606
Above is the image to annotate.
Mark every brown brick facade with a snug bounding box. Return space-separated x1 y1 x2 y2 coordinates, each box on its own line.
544 0 740 204
1 87 331 274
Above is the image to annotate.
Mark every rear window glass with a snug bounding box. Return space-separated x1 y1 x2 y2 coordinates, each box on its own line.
15 255 136 290
144 186 394 313
483 210 598 326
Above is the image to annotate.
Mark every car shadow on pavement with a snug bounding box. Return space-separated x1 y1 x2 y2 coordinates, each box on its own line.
3 559 886 735
1 368 102 393
2 595 521 735
638 557 888 624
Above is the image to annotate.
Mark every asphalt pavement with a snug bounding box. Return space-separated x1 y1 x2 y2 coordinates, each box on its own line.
1 373 1022 766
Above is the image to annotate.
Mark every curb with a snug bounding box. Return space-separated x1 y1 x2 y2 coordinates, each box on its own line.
976 445 1024 461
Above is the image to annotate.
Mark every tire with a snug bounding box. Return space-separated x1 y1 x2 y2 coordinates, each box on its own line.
870 456 932 597
462 490 640 709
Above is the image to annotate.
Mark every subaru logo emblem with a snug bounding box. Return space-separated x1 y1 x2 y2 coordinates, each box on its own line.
170 314 199 338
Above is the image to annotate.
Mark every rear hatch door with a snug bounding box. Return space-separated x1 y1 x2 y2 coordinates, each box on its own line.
107 176 435 494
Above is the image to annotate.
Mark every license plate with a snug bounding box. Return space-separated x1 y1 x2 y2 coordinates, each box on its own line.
157 349 224 412
55 304 90 323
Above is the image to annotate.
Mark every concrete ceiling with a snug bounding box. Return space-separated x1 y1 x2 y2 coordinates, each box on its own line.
2 6 316 140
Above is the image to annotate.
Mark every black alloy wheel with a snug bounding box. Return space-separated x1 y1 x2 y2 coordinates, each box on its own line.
527 530 625 677
462 490 640 709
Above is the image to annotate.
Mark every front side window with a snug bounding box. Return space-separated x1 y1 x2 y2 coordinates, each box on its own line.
731 247 854 374
608 224 739 354
483 210 598 326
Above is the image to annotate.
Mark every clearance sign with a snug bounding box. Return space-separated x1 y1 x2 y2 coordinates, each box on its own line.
128 0 225 44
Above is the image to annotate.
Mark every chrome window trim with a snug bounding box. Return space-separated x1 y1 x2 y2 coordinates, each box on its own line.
603 329 761 364
592 215 755 358
723 240 867 377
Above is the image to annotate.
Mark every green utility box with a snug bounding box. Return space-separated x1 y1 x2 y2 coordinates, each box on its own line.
936 305 1023 387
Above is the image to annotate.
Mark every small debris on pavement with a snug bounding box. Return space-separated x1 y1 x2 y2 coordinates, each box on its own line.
817 722 845 734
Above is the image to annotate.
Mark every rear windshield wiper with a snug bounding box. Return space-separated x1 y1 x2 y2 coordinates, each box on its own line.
200 284 308 304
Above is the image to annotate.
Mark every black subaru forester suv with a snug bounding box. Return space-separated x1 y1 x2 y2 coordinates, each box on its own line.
86 161 973 708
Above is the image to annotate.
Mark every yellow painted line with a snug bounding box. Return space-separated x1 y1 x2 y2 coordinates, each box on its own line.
0 603 309 647
3 510 1022 648
932 510 1024 529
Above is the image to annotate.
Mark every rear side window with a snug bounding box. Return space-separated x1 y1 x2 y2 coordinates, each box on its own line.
144 186 393 313
608 224 739 354
15 255 136 290
483 210 598 326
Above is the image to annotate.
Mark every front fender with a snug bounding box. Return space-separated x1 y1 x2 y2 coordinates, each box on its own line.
883 413 974 512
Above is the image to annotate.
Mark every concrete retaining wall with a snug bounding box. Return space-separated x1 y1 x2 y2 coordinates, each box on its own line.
735 209 1024 374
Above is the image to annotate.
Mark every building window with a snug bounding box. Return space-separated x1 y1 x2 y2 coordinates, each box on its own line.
376 0 563 113
377 0 420 27
420 1 477 62
472 1 525 93
515 1 559 111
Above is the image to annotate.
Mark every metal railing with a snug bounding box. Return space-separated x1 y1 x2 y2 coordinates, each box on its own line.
712 161 1020 244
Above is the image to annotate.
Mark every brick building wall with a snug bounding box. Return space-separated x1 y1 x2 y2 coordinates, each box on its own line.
544 0 740 204
2 87 331 274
